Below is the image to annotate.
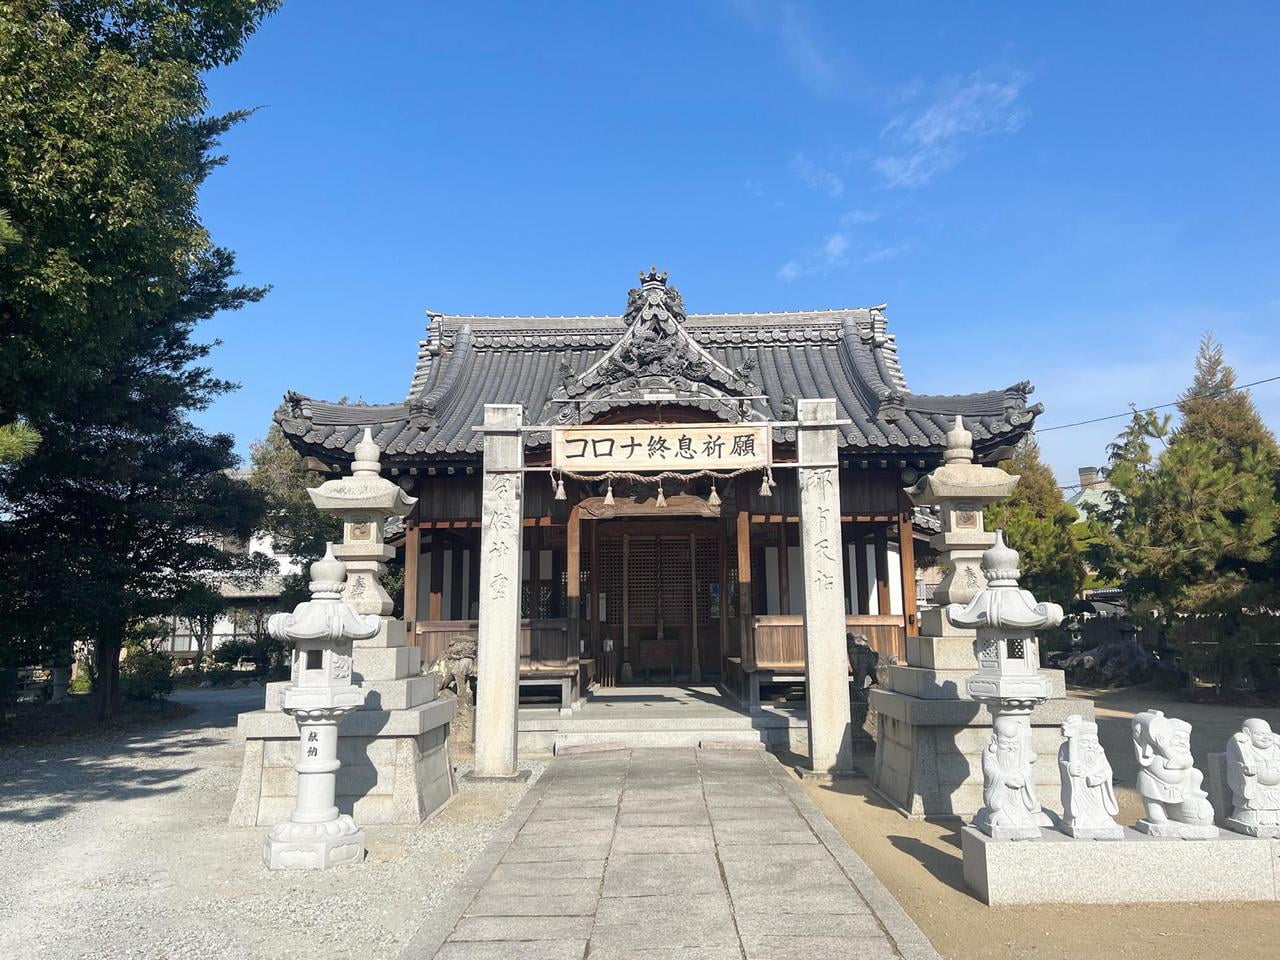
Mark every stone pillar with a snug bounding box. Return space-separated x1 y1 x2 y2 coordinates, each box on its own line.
797 399 854 776
473 404 524 779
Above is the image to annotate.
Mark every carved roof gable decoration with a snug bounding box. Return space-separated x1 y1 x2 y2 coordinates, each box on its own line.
553 268 767 424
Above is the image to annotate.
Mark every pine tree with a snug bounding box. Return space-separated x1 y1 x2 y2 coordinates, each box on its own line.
248 424 343 563
986 438 1085 608
0 1 278 718
1089 339 1280 689
1177 333 1279 462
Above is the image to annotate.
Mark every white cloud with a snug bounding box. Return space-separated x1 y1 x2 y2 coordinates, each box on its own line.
840 208 879 225
874 67 1028 188
790 152 845 198
862 242 909 263
777 3 840 95
777 231 850 281
728 0 845 96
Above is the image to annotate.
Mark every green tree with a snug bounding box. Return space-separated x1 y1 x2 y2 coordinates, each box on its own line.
248 424 342 562
1089 339 1280 688
0 0 277 719
1178 333 1280 463
173 578 226 677
986 438 1086 608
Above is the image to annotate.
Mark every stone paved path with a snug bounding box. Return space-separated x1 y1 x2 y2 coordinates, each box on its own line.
406 748 939 960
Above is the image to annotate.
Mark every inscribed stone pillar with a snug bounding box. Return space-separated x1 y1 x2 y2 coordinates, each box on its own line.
473 404 524 778
796 398 854 775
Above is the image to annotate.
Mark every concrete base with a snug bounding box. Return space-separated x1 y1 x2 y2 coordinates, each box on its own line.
462 769 533 782
1062 822 1125 840
229 698 456 826
962 825 1280 904
870 683 1092 818
263 815 365 870
1134 818 1220 839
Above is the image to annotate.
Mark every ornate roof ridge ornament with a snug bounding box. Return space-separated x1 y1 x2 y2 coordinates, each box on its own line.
551 268 768 424
947 531 1064 632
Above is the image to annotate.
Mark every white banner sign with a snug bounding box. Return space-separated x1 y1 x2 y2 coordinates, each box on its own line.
552 423 770 472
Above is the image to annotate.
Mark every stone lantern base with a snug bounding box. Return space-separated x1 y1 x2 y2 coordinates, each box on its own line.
870 673 1093 818
264 815 366 870
231 620 456 826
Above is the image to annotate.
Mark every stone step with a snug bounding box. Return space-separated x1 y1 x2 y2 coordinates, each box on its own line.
553 726 787 751
558 714 796 734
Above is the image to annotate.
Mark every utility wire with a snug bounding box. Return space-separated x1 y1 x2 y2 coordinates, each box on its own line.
1034 374 1280 433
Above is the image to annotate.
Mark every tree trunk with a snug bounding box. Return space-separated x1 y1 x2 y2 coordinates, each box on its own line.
192 632 206 677
94 626 124 722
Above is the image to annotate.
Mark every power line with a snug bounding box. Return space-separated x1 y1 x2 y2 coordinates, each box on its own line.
1034 374 1280 433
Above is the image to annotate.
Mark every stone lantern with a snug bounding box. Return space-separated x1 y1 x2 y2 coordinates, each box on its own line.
263 544 381 870
307 428 417 617
948 531 1063 840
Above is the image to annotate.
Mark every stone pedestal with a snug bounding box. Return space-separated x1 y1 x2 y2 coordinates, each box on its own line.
871 418 1091 818
962 826 1280 905
231 432 456 827
473 404 524 779
232 617 455 826
796 399 854 777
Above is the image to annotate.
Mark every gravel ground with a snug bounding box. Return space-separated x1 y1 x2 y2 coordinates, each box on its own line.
0 689 543 960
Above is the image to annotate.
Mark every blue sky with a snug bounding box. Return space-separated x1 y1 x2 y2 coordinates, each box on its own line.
198 1 1280 486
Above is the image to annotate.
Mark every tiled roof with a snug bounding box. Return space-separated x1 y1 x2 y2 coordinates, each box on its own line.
277 274 1041 467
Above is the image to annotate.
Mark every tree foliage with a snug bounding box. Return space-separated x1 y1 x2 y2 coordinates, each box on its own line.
249 423 342 562
1087 335 1280 688
986 438 1085 609
0 0 277 718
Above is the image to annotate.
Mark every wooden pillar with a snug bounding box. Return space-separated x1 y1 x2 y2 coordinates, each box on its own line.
874 525 891 616
588 518 600 659
897 507 919 636
467 529 481 620
526 525 540 620
449 536 464 621
621 534 632 682
403 507 421 629
567 504 582 657
689 532 701 683
427 533 445 622
737 506 754 670
776 520 791 615
718 519 729 666
854 529 870 615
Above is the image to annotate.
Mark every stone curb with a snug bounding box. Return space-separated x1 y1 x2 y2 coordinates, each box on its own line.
767 756 943 960
397 765 553 960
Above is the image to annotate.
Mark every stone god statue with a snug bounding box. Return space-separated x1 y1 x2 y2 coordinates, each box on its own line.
1058 714 1123 839
1131 709 1217 838
1225 718 1280 837
975 713 1042 840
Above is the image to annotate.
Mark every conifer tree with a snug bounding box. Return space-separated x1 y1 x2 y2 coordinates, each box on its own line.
0 1 278 718
986 438 1085 608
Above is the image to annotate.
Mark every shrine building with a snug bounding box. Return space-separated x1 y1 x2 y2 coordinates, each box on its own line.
275 269 1040 773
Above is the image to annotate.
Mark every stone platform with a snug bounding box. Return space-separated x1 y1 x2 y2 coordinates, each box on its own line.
962 825 1280 905
230 618 456 827
872 674 1092 818
405 747 940 959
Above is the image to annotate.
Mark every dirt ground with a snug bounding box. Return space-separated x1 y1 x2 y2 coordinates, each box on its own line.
799 687 1280 960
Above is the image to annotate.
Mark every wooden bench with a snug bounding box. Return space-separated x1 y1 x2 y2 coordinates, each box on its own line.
519 670 579 716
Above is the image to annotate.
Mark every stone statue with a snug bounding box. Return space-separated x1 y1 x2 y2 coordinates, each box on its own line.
1224 718 1280 837
847 632 879 736
429 634 478 706
1131 709 1217 838
1058 714 1123 839
975 713 1042 839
